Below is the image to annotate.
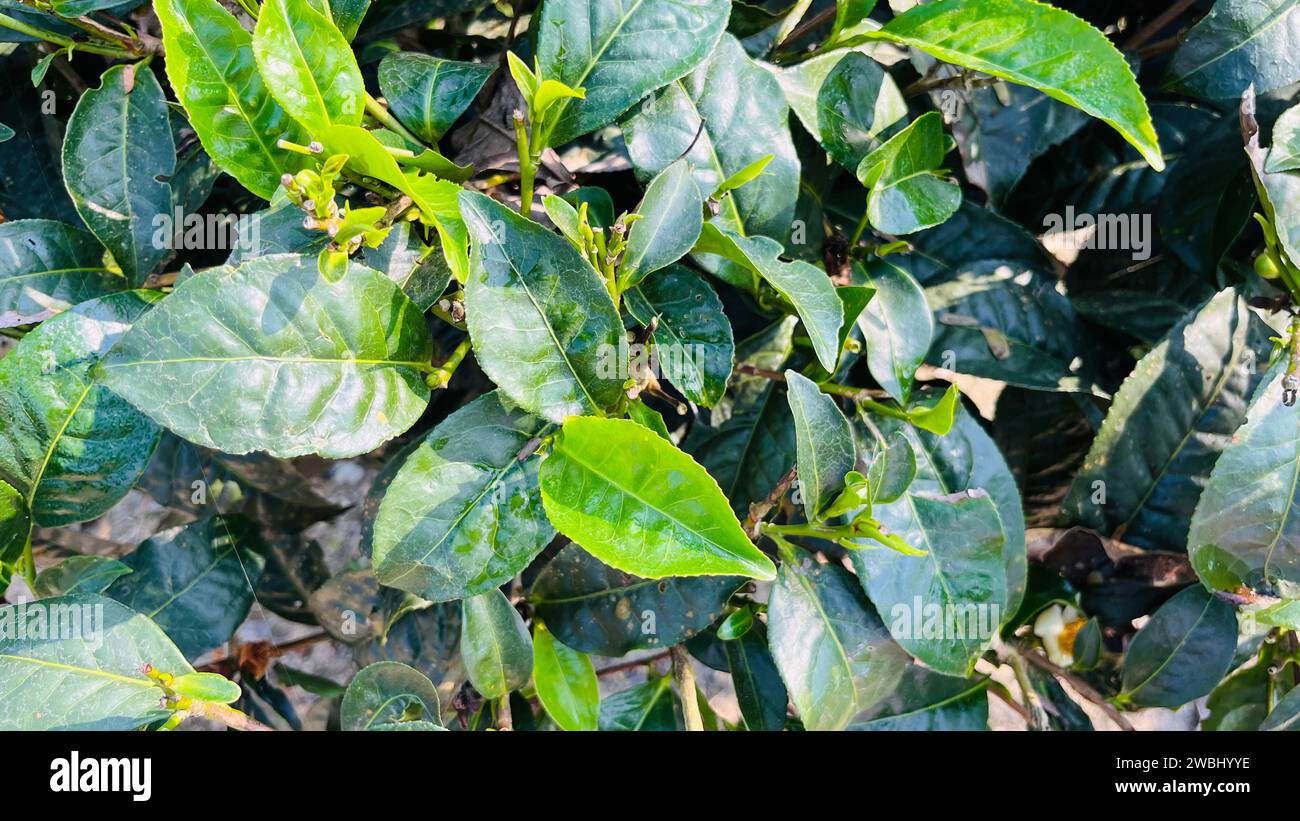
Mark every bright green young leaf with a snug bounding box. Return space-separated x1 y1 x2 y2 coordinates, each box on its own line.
862 0 1164 171
0 291 161 526
851 489 1007 675
372 391 555 603
459 190 624 422
533 621 599 731
99 255 432 459
855 112 961 236
155 0 308 200
460 588 533 700
0 595 194 730
105 517 266 659
62 64 175 285
341 661 444 730
535 0 731 146
767 558 909 731
693 224 844 372
816 51 906 171
1118 585 1237 709
33 555 132 598
377 53 493 144
0 220 123 325
0 479 30 582
530 543 742 655
624 264 734 407
856 258 931 403
540 416 778 581
253 0 365 130
619 159 704 290
627 398 672 440
785 369 856 520
905 383 959 436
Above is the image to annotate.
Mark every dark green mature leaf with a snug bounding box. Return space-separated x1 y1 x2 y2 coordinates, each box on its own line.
0 220 123 325
106 516 266 658
253 0 365 130
599 677 676 730
767 558 909 731
856 112 961 235
1165 0 1300 101
330 0 372 40
857 258 931 403
723 624 787 731
813 52 907 172
535 0 730 146
541 416 777 580
1267 103 1300 173
459 190 624 422
0 595 193 730
33 555 132 598
852 489 1007 676
1189 364 1300 592
1118 585 1237 708
378 53 493 144
362 221 452 312
372 391 554 603
533 621 599 731
619 159 704 289
862 0 1163 171
785 370 855 520
848 666 989 730
693 224 843 371
460 589 533 699
0 291 161 526
624 265 734 407
1261 685 1300 731
1064 289 1269 552
623 34 800 243
925 259 1100 394
99 255 432 459
530 543 743 655
155 0 307 200
341 661 444 730
62 65 174 286
1204 661 1271 731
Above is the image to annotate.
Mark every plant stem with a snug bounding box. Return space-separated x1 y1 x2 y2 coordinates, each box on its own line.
1016 646 1135 731
857 397 911 421
365 93 424 147
513 110 536 216
496 695 513 731
670 645 704 731
0 12 137 57
427 336 472 390
849 207 872 245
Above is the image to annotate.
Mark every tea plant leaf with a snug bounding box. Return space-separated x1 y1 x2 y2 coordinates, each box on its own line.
33 555 132 598
623 264 734 407
862 0 1164 171
99 255 433 459
722 625 787 731
785 369 855 520
815 51 907 172
460 589 533 700
855 112 961 236
619 159 704 290
1189 364 1300 592
155 0 308 199
533 621 599 731
62 64 175 286
341 661 444 730
0 291 161 526
535 0 731 145
1165 0 1300 101
0 595 194 731
372 391 555 603
1064 289 1270 552
0 220 123 325
530 543 743 656
1118 585 1237 708
767 558 909 731
1266 102 1300 173
459 190 624 422
856 258 931 404
540 416 778 580
378 53 494 144
848 666 989 730
253 0 365 130
599 676 676 731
